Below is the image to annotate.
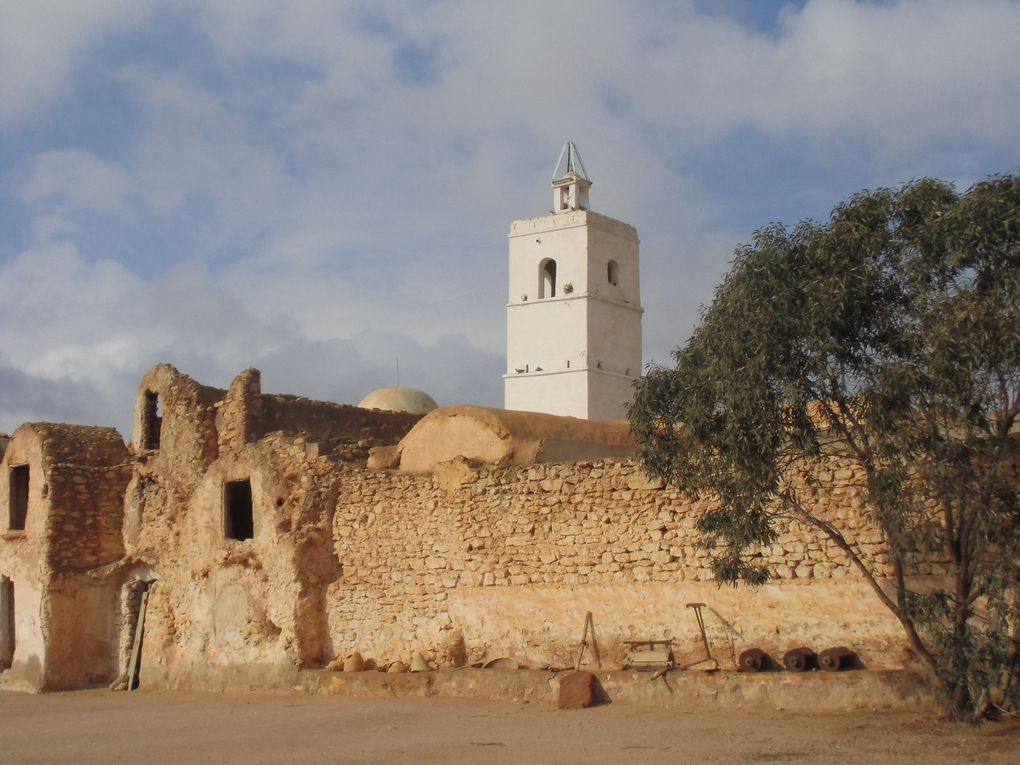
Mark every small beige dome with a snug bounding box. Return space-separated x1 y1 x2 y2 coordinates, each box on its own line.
358 386 438 415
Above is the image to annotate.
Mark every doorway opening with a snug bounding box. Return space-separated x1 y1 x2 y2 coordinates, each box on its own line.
0 576 14 670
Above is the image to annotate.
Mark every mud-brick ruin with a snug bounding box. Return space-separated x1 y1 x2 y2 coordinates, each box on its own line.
0 361 938 693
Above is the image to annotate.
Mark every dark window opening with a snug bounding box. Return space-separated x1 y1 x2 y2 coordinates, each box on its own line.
0 576 14 670
143 392 162 450
608 260 619 286
224 479 254 540
9 465 28 531
541 259 557 298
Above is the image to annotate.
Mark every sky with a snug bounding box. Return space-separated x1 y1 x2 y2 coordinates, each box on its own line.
1 0 1018 435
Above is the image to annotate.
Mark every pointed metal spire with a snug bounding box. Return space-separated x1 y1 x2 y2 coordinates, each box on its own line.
552 141 590 182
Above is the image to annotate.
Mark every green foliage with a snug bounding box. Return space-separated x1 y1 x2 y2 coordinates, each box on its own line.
629 174 1020 722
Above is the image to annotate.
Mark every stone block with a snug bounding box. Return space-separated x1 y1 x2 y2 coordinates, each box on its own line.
558 670 596 709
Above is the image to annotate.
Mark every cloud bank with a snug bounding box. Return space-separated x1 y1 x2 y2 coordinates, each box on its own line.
1 0 1017 434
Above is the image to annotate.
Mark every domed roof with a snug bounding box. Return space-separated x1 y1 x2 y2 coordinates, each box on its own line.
358 386 438 415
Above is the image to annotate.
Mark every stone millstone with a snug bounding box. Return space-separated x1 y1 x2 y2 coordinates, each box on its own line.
558 670 596 709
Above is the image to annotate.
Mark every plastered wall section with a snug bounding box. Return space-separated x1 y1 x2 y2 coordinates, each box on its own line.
133 433 348 690
329 457 940 672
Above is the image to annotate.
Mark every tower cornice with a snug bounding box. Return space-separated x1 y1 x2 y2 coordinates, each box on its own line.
509 210 638 241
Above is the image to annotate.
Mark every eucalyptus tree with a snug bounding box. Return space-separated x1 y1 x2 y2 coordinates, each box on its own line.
629 175 1020 721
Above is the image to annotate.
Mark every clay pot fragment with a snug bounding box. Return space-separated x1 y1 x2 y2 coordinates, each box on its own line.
343 652 366 672
386 661 408 673
410 653 433 672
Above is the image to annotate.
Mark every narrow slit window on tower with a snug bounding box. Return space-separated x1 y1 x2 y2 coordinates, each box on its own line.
224 479 254 540
541 259 557 298
143 391 162 450
608 260 619 286
9 465 29 532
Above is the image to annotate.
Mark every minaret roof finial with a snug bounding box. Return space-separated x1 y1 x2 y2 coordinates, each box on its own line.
552 141 590 182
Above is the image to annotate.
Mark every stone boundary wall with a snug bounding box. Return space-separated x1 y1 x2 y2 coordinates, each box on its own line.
329 457 927 671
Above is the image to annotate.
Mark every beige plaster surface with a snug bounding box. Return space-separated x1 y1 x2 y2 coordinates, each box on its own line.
394 405 635 473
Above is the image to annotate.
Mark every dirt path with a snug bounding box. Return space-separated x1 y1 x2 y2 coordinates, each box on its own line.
0 689 1017 764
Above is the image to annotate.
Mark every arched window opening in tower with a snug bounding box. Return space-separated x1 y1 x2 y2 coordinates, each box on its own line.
540 259 557 298
608 260 619 286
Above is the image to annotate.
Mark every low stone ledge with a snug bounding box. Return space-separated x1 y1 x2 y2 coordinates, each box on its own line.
143 662 302 694
296 668 935 712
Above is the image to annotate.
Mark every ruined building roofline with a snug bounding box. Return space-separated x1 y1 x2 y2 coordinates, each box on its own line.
383 404 637 473
443 405 635 446
7 422 129 466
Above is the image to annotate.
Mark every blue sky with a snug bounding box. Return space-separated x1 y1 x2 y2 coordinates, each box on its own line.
1 0 1018 434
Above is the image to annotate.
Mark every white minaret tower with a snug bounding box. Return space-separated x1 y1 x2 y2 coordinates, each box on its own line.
504 142 643 420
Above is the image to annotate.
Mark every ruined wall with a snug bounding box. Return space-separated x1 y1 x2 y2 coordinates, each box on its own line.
126 365 225 556
124 366 423 689
0 426 53 690
134 433 345 689
217 368 422 461
328 457 931 672
0 423 131 691
259 395 421 458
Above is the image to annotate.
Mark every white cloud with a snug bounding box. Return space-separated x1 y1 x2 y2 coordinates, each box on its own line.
629 0 1020 158
0 0 150 127
0 241 144 381
124 71 286 226
0 238 503 434
15 148 131 213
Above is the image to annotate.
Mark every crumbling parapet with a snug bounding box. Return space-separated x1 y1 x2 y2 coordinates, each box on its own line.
132 364 223 478
217 368 264 453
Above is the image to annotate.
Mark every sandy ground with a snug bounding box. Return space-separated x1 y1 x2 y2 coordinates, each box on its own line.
0 689 1017 764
